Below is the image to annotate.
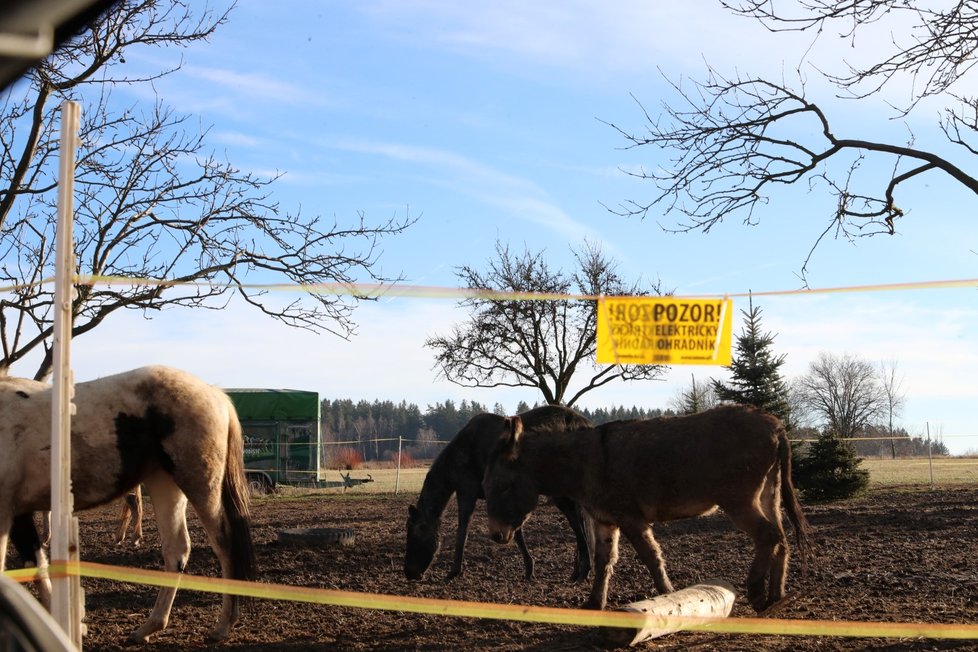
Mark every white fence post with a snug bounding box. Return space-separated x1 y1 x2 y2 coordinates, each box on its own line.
52 99 83 648
395 436 403 494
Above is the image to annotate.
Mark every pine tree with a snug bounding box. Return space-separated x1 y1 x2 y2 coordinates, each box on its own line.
792 432 870 502
711 296 792 425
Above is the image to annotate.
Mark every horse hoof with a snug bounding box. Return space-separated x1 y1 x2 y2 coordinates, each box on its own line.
748 595 771 613
125 632 149 646
569 570 590 583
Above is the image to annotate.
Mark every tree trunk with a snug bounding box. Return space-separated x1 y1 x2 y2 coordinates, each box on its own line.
601 579 736 647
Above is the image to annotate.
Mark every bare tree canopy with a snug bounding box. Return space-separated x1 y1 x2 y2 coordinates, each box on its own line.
425 240 665 407
670 373 718 415
0 0 413 379
721 1 978 102
796 351 887 437
605 1 978 279
878 358 906 457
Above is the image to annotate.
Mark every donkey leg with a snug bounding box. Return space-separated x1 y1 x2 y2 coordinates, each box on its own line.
727 505 784 612
127 479 191 644
585 522 619 610
620 521 674 595
514 527 535 580
766 526 790 607
757 476 789 607
552 496 591 582
447 494 477 581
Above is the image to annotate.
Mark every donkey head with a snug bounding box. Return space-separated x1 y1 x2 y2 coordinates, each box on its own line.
483 415 539 545
404 504 441 580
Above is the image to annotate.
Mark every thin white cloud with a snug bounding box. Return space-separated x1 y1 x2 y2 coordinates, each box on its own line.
359 1 809 80
333 138 602 244
210 130 263 148
184 66 333 107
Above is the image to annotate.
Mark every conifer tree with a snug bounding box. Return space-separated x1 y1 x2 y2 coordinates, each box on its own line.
793 432 870 502
711 296 792 425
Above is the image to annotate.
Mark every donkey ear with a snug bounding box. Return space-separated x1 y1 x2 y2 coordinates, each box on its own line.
500 416 524 461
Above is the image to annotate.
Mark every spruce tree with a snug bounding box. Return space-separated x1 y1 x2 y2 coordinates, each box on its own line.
792 432 870 502
711 296 792 425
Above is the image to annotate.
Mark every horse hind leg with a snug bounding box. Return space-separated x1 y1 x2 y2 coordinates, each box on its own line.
127 478 191 644
132 485 144 546
114 499 132 545
182 471 255 642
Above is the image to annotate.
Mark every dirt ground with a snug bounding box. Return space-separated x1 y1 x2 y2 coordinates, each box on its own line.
31 484 978 651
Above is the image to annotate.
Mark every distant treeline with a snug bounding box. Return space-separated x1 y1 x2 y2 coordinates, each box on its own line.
320 398 944 464
844 425 949 458
320 398 671 462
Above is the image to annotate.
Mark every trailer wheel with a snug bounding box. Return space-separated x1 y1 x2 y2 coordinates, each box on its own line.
277 527 356 548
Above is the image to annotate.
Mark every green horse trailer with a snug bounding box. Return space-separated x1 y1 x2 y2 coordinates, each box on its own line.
224 388 323 493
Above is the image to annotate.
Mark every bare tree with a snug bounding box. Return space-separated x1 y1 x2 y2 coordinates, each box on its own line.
425 240 666 407
0 0 413 380
878 359 906 458
605 1 978 280
669 373 718 415
796 351 887 437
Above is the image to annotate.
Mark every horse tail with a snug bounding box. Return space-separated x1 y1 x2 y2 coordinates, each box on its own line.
778 427 815 577
221 395 256 584
10 514 41 566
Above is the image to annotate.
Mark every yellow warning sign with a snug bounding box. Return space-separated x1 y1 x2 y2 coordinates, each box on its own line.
597 297 733 366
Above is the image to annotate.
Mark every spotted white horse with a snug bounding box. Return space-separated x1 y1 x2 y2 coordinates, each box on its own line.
0 366 255 643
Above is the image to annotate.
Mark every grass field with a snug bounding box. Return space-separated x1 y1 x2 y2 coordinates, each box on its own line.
860 456 978 486
268 457 978 499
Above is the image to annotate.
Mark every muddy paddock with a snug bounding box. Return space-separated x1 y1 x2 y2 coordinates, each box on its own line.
27 484 978 651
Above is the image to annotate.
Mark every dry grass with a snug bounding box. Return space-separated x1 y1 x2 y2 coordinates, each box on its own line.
860 456 978 486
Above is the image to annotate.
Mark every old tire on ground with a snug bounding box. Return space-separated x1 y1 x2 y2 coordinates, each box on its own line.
277 527 356 548
246 471 274 497
248 478 267 496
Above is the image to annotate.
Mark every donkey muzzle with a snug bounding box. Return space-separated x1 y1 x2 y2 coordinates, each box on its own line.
487 516 514 545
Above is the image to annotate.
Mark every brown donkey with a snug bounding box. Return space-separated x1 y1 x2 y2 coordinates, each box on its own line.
482 404 813 612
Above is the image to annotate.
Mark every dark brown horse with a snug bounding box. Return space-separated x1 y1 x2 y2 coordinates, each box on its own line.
405 405 593 582
482 404 813 612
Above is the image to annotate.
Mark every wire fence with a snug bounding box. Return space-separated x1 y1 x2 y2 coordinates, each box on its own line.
251 435 978 496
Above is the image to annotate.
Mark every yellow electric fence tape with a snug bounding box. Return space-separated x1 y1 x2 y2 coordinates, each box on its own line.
9 562 978 640
597 297 733 366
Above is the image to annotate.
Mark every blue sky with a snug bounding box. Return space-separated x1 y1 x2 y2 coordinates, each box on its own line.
57 2 976 451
